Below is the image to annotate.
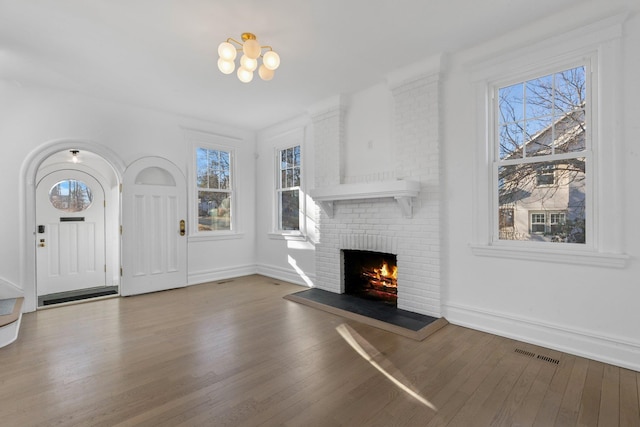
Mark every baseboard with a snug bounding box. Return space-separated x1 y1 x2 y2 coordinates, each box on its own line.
255 263 316 288
188 264 258 285
444 302 640 372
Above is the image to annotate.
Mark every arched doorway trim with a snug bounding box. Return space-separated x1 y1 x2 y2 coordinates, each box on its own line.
20 139 125 312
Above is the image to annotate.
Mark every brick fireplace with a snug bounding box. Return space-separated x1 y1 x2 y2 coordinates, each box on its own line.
309 63 442 318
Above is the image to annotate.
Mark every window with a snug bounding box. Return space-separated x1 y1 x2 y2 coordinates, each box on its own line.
471 16 628 267
536 165 555 186
530 213 546 234
276 145 301 231
49 179 93 212
496 65 587 244
529 211 570 241
549 212 566 234
196 147 233 232
499 207 514 229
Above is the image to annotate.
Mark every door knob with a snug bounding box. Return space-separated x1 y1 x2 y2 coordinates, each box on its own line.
179 220 186 236
39 238 45 248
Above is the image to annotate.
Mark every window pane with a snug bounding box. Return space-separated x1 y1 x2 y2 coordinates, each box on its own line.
525 75 554 119
198 191 231 231
499 83 524 124
525 117 553 157
285 169 293 188
197 148 209 189
218 170 229 190
281 150 287 169
554 108 585 154
294 145 301 166
499 123 524 160
498 158 586 243
49 180 93 212
554 67 585 115
292 167 301 187
279 190 300 231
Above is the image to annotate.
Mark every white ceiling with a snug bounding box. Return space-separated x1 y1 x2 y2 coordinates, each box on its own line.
1 0 589 131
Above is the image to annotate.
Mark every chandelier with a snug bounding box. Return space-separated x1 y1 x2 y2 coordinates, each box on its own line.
217 33 280 83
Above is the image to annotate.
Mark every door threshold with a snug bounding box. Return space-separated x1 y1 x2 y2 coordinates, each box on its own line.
38 286 119 308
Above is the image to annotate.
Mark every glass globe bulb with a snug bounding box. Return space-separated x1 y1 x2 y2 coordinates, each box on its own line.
258 64 274 81
218 42 237 61
242 39 261 60
237 67 253 83
218 58 235 74
262 51 280 71
240 55 258 72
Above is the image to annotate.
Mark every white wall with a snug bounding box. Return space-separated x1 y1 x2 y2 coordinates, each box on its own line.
0 83 256 310
441 8 640 370
254 116 317 286
343 84 394 183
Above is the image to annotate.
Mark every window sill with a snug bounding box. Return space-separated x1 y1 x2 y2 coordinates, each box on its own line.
470 244 629 268
188 232 244 243
268 232 306 242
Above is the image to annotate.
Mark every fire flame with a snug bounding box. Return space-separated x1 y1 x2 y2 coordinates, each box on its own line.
373 261 397 287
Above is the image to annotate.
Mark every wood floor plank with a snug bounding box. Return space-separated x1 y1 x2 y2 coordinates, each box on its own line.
555 356 589 426
599 363 621 426
620 368 640 427
0 275 636 426
508 354 560 427
532 354 575 426
577 360 604 427
489 351 543 426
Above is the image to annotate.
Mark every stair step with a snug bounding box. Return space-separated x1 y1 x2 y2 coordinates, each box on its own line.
0 297 24 328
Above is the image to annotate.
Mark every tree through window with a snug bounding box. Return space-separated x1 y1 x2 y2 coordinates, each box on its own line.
276 145 301 231
196 147 232 231
496 65 587 244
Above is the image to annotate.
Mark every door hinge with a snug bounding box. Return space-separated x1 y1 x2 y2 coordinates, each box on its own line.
104 264 106 273
120 225 123 235
120 267 123 277
119 183 123 192
104 200 106 207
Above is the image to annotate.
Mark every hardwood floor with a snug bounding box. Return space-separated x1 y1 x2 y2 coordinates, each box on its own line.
0 275 638 426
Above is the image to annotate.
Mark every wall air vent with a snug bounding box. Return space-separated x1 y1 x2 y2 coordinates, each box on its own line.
536 355 560 365
514 348 536 358
514 348 560 365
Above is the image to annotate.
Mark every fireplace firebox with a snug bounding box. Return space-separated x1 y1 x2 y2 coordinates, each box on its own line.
343 250 398 305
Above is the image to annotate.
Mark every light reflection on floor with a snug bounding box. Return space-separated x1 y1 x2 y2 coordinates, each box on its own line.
336 323 438 411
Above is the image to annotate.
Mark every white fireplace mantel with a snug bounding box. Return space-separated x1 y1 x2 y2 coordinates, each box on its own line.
309 180 420 218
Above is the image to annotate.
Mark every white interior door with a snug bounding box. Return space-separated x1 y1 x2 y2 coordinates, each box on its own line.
121 158 187 296
36 170 106 295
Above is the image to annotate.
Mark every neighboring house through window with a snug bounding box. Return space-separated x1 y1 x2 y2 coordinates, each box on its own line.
496 65 587 244
471 15 627 267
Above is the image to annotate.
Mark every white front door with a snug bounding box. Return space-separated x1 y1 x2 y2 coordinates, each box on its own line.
121 157 187 296
36 170 106 295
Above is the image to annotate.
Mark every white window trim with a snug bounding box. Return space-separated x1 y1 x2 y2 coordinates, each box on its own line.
470 13 629 268
268 128 307 240
184 129 243 242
